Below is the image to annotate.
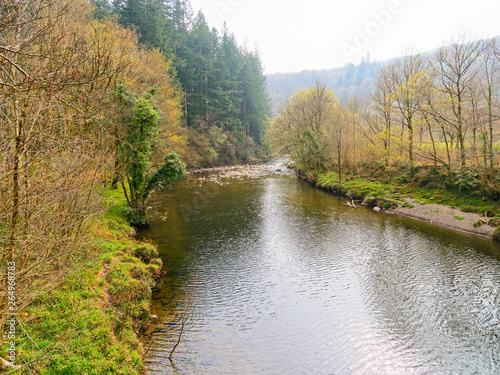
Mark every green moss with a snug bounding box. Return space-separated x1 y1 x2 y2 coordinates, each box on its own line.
307 167 500 220
16 188 162 374
312 171 403 207
133 243 159 264
493 227 500 242
489 217 500 227
474 220 484 228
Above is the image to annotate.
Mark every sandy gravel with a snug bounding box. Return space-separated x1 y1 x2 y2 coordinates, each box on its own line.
390 199 496 238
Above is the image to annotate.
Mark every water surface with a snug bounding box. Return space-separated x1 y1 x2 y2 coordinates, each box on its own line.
140 161 500 375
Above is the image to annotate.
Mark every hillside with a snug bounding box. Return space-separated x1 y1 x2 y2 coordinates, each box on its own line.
267 56 382 116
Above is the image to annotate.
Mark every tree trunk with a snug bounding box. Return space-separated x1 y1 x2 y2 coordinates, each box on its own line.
337 147 342 188
488 84 494 169
408 120 414 168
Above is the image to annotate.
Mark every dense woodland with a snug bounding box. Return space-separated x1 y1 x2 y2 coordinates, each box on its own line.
2 0 499 371
269 36 500 199
105 0 272 165
0 0 270 369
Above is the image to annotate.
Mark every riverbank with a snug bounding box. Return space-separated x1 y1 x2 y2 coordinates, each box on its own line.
139 160 500 374
14 189 161 374
186 162 500 239
301 169 500 240
390 200 496 238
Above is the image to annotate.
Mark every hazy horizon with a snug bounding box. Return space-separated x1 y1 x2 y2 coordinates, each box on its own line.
188 0 500 74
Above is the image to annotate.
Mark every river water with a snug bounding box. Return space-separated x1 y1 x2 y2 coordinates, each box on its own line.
140 160 500 375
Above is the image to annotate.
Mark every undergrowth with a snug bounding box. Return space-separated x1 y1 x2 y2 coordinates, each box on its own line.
13 189 161 374
304 165 500 217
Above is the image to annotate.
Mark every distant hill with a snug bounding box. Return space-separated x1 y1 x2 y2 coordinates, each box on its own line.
266 38 499 117
267 56 383 116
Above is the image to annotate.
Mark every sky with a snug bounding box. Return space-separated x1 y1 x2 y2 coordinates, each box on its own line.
187 0 500 74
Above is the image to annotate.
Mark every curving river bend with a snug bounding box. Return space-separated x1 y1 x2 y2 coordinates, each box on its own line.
140 160 500 375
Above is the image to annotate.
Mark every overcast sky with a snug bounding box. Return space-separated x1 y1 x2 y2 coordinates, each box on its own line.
188 0 500 74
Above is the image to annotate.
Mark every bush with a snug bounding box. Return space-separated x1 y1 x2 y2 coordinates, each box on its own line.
455 169 481 194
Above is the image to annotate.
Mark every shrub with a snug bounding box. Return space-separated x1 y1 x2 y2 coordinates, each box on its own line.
455 169 481 194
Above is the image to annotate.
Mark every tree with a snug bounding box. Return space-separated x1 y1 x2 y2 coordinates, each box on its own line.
327 107 352 187
241 50 271 145
185 11 214 125
115 85 186 225
108 0 271 166
268 82 338 171
0 0 122 356
388 53 427 168
482 38 500 169
372 66 395 166
434 36 486 169
213 26 244 132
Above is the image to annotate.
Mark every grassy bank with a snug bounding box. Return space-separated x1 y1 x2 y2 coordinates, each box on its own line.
301 167 500 230
12 189 161 374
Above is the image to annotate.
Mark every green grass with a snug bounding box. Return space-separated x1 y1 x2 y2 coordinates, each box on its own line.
306 169 500 217
312 171 404 208
16 188 161 374
407 186 499 216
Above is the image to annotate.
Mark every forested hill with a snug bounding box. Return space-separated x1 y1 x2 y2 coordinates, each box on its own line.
267 57 382 115
97 0 272 166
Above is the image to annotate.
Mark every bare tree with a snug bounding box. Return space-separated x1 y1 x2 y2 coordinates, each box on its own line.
434 35 487 169
482 38 500 169
388 52 427 168
0 0 117 356
327 107 352 187
372 66 395 166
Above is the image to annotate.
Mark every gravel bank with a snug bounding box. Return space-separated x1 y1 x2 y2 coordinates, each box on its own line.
389 199 496 238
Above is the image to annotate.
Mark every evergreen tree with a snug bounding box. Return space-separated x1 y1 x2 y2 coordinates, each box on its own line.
185 11 214 125
112 0 166 49
215 26 243 132
112 0 144 28
241 50 271 144
109 0 271 165
92 0 111 19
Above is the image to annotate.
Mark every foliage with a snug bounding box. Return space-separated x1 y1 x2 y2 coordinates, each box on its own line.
0 0 187 369
14 188 161 374
268 82 356 185
110 1 272 166
307 165 500 219
269 36 500 227
455 169 481 194
114 85 186 225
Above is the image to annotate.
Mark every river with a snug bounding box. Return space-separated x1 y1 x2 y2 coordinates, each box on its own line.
139 160 500 375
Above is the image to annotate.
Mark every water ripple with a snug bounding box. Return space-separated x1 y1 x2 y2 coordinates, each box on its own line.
142 171 500 374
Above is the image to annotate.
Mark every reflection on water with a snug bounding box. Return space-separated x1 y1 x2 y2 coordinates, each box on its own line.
139 161 500 375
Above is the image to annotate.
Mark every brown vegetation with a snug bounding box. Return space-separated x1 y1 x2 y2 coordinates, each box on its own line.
0 0 183 368
268 35 500 199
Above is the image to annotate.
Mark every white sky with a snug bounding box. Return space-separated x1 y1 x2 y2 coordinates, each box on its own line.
188 0 500 74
